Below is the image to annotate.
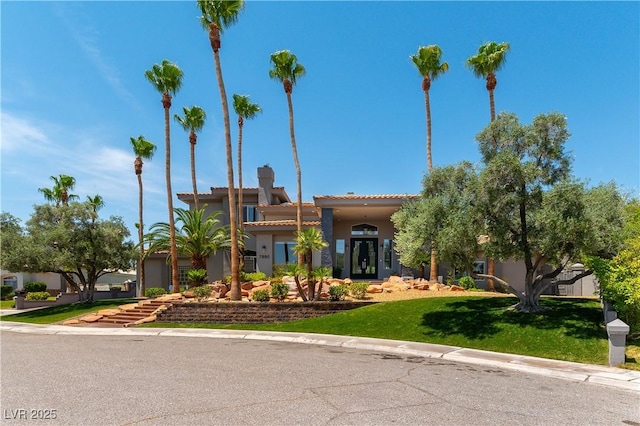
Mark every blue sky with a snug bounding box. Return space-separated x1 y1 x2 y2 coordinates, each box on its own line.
2 1 638 240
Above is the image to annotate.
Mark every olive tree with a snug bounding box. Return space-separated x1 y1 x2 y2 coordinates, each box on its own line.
393 112 626 312
1 202 136 302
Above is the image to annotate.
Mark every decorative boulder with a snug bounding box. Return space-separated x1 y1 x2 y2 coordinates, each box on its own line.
367 284 384 293
450 285 465 292
241 282 254 290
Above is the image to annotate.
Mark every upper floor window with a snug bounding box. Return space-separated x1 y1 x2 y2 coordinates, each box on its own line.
351 223 378 236
242 206 257 222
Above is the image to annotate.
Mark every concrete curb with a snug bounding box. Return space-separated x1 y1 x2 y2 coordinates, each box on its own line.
2 321 639 393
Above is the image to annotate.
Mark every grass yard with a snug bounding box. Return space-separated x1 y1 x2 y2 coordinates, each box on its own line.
149 296 609 365
1 300 15 309
0 299 138 324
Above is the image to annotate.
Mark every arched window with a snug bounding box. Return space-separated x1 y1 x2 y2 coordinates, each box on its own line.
351 224 378 236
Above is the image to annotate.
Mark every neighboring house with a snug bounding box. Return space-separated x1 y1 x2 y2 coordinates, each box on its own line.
143 164 598 296
0 270 136 292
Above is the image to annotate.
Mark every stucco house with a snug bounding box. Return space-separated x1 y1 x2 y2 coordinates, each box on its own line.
144 165 597 296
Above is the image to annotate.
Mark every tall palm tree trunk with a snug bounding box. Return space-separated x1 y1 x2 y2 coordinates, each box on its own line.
286 92 304 266
424 87 438 282
237 118 244 232
486 72 497 290
424 89 433 172
190 132 199 209
212 49 240 300
137 174 146 297
237 118 245 272
163 94 180 293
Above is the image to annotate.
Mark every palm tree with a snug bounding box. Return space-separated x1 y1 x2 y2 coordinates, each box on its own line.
130 135 156 297
293 228 328 301
145 59 183 293
232 94 261 232
198 0 245 301
146 208 235 273
86 194 104 213
411 45 449 283
467 41 510 290
410 45 449 172
39 174 79 207
466 41 510 122
174 106 207 209
269 49 306 265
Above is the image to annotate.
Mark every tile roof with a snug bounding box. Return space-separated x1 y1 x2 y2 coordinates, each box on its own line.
244 220 321 227
259 202 316 208
313 194 417 200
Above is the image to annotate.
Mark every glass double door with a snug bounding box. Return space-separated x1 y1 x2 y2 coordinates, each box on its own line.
350 238 378 280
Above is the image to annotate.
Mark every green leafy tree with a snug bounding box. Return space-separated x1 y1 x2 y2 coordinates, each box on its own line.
198 0 245 301
474 112 625 311
232 94 261 233
410 44 449 283
38 174 79 207
588 200 640 331
174 106 207 209
146 208 235 274
392 162 480 278
269 49 306 265
293 228 328 301
145 59 183 293
130 135 157 297
1 203 136 302
466 41 510 122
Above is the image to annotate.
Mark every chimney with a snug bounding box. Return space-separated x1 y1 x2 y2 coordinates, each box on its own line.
257 164 274 206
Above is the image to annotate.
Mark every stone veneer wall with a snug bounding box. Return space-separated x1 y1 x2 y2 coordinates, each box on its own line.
156 301 376 324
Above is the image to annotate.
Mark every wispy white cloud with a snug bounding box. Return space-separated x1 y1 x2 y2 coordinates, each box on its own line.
0 113 54 154
52 3 142 113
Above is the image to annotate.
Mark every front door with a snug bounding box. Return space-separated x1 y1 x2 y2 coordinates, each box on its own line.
350 238 378 280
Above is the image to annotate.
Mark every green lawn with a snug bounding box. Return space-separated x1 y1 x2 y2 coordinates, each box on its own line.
2 295 613 366
150 296 609 365
1 300 15 309
0 299 138 324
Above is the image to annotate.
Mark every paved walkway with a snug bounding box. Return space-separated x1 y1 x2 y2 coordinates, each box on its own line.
1 320 639 394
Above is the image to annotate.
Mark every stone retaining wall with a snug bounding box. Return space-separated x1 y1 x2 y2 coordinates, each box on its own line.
156 301 376 324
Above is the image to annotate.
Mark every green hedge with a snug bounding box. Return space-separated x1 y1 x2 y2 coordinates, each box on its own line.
24 281 47 293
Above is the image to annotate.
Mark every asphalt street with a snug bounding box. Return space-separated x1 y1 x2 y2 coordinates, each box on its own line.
1 331 638 425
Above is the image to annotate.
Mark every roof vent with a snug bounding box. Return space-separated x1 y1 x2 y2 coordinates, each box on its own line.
347 191 354 195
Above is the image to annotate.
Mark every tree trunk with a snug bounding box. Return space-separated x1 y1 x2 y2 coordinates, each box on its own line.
190 132 199 210
429 246 438 283
286 91 304 266
486 258 495 291
294 275 308 302
237 120 245 273
163 94 180 294
489 88 496 122
137 173 146 297
307 252 314 301
425 88 432 172
212 49 240 300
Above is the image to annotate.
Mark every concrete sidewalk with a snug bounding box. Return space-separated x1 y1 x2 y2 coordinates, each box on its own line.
2 320 639 394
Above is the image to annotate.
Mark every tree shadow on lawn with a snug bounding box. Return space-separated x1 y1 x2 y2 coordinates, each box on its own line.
421 297 605 341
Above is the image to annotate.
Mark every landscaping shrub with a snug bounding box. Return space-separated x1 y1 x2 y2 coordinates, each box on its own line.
145 287 167 298
458 276 476 290
25 291 51 301
349 282 370 300
329 285 349 301
1 285 14 299
24 281 47 293
192 285 212 301
271 264 289 280
270 282 289 301
242 271 267 282
187 269 208 287
110 285 122 292
251 288 270 302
